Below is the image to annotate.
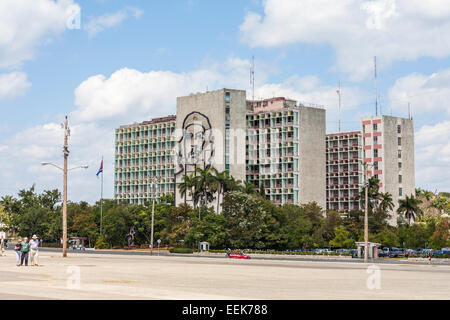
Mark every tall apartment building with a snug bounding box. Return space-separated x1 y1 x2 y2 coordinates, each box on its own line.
361 115 415 223
174 89 248 207
246 97 326 209
325 115 415 224
326 131 363 211
114 116 176 204
113 88 414 222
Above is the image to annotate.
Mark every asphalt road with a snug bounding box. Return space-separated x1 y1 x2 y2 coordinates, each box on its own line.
39 247 450 266
4 246 448 266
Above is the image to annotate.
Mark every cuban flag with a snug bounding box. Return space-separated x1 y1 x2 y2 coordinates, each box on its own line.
96 159 103 177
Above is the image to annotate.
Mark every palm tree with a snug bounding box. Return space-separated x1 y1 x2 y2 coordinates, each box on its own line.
224 175 241 193
241 181 257 195
178 173 196 206
211 168 229 214
432 197 448 215
193 167 216 215
378 192 394 213
397 195 423 224
358 176 381 212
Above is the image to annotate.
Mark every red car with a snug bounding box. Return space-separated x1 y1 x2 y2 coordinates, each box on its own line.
226 252 251 259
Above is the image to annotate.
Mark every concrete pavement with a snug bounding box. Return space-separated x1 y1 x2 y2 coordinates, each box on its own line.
0 250 449 299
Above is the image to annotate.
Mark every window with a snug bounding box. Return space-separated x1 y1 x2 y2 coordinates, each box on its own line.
374 162 379 170
373 123 378 131
398 162 402 170
399 187 403 196
374 149 378 157
397 124 401 134
399 175 402 183
374 136 378 144
398 150 402 158
398 137 401 146
225 92 230 103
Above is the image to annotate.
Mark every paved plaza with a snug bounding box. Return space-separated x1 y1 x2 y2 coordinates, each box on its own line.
0 250 449 299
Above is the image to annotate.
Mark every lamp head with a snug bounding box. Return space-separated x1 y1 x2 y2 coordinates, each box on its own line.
41 162 50 166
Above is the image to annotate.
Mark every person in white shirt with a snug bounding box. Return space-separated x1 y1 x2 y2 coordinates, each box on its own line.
29 234 39 266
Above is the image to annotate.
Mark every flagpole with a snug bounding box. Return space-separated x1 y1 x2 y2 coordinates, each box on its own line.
100 156 103 235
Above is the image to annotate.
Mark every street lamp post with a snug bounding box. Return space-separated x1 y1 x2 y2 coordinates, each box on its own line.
361 161 374 263
41 116 88 258
150 177 159 255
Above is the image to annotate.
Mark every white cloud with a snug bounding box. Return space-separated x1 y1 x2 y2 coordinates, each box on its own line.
0 121 114 201
0 72 31 99
415 121 450 192
72 57 257 123
240 0 450 80
0 58 372 202
84 6 143 38
0 0 80 69
388 68 450 116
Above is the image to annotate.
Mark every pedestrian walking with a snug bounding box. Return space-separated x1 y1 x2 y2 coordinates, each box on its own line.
14 239 22 266
20 237 30 266
30 235 39 266
0 235 4 256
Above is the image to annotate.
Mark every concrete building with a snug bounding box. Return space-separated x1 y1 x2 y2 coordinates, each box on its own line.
246 97 326 209
174 89 247 207
114 91 327 210
325 115 415 224
114 116 176 204
113 88 414 221
361 115 415 223
326 131 363 212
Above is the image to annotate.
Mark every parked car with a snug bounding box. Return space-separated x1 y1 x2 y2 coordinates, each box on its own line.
226 252 251 259
405 249 419 256
389 247 407 258
378 247 390 257
420 249 434 255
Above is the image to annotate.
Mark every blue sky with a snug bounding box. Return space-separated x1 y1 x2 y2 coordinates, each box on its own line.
0 0 449 202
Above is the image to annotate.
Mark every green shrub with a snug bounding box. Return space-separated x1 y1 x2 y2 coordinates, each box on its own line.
169 247 193 254
94 236 108 249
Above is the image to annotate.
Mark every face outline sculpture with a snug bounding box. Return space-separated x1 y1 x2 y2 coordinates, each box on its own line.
175 111 214 175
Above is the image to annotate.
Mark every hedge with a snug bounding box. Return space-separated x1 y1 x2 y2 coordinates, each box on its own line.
169 248 194 254
208 249 351 256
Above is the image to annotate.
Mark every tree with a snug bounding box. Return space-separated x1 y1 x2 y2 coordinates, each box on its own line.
378 192 394 214
185 207 227 248
102 204 134 247
276 205 313 250
322 211 342 244
210 168 229 214
429 217 450 249
159 204 193 245
329 226 355 249
241 181 257 195
431 197 449 215
71 205 98 247
178 173 196 206
371 228 399 248
192 167 216 214
222 191 269 249
359 176 381 212
398 223 432 248
397 195 423 224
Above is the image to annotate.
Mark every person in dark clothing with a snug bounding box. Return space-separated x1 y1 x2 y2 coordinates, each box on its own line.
14 239 22 266
20 237 30 266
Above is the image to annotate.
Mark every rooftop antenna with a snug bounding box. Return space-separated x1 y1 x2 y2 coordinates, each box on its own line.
374 56 379 116
336 80 342 132
408 102 411 120
250 55 255 102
